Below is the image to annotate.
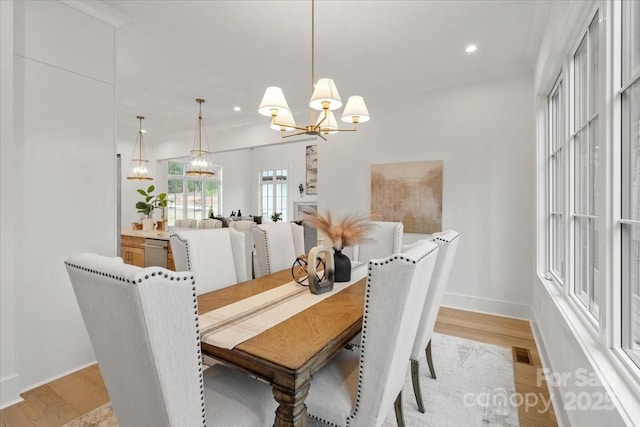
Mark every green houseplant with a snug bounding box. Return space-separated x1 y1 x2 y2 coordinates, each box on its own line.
136 185 157 218
270 212 282 222
135 185 169 231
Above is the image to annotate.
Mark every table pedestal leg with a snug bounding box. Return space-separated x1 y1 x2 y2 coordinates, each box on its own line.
272 381 310 427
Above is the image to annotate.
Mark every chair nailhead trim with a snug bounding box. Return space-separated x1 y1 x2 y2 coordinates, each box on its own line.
66 260 206 424
346 254 429 424
256 227 271 275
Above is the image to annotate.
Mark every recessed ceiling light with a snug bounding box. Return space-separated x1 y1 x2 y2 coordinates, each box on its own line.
233 106 241 112
465 44 477 53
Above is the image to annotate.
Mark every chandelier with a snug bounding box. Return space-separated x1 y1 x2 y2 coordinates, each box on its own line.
126 115 152 180
186 98 215 176
258 0 370 140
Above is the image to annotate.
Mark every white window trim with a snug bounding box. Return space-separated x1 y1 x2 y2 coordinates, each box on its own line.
536 2 640 421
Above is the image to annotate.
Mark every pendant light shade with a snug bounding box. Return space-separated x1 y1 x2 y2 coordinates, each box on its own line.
341 96 370 123
186 99 215 177
270 111 298 131
259 86 291 117
127 115 152 181
316 110 339 134
309 78 342 111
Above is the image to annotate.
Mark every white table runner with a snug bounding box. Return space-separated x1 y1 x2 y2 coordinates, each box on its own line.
199 262 367 349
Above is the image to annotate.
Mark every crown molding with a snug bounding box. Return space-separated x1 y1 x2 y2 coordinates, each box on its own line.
59 0 130 27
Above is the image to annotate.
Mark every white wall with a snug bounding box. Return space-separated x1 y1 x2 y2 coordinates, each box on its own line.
318 72 535 319
0 0 20 408
0 1 118 408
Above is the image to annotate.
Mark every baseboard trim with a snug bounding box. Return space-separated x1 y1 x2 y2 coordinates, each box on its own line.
442 291 531 320
529 318 572 427
19 360 98 397
0 373 23 410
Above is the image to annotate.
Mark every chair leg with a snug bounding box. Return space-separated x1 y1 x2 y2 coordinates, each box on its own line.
394 390 405 427
426 339 436 380
411 359 426 413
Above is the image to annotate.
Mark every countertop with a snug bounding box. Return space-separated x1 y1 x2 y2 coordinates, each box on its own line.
121 228 173 241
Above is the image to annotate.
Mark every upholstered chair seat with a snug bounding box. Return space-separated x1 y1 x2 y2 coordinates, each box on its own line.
65 254 277 426
251 222 305 278
408 230 460 413
170 228 248 294
305 241 439 427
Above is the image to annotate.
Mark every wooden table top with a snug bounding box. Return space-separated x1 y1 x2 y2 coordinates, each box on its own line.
197 268 366 370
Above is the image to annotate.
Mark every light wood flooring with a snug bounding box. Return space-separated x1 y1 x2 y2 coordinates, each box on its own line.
0 307 557 427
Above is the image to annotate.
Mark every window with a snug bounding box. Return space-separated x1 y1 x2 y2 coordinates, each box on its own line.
261 169 287 222
571 14 600 320
621 0 640 367
166 160 221 225
548 77 565 285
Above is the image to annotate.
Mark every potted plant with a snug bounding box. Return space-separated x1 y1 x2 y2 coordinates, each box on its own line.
270 212 282 223
154 192 169 231
135 185 169 231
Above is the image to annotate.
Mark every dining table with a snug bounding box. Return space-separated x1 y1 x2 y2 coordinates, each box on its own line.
196 265 367 427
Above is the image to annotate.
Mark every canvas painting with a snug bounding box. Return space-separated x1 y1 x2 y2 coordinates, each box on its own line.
306 145 318 195
371 160 443 234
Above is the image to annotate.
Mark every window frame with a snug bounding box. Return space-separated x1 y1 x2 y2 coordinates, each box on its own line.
260 168 288 223
620 0 640 369
547 75 566 286
568 10 603 324
165 159 222 225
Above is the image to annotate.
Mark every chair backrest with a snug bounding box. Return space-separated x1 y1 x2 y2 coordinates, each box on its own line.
251 222 305 278
65 254 205 427
198 218 223 229
410 230 460 361
227 221 256 279
170 228 248 294
228 220 255 232
343 221 403 263
352 240 439 427
175 219 197 229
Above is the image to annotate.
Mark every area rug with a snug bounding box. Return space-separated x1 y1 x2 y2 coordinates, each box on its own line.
63 333 518 427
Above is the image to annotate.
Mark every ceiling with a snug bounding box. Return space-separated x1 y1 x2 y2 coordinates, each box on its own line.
102 0 550 150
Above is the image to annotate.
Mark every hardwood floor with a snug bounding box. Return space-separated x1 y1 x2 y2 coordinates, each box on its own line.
0 307 557 427
435 307 558 427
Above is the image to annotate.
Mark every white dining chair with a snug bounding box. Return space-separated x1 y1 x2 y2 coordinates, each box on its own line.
409 230 460 413
65 253 277 427
251 222 305 278
228 220 257 278
342 221 403 263
198 218 223 229
175 219 197 229
170 228 248 294
305 240 439 427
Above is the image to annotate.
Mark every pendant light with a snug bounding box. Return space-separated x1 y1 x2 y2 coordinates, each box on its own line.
258 0 370 140
126 115 152 180
186 98 215 176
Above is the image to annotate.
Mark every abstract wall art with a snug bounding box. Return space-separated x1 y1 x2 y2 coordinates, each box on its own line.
370 160 443 233
306 145 318 195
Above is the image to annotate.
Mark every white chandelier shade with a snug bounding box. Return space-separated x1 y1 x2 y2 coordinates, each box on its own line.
258 86 291 118
309 78 342 111
341 96 370 123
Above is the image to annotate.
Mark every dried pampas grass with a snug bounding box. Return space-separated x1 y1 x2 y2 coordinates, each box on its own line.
302 209 372 251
